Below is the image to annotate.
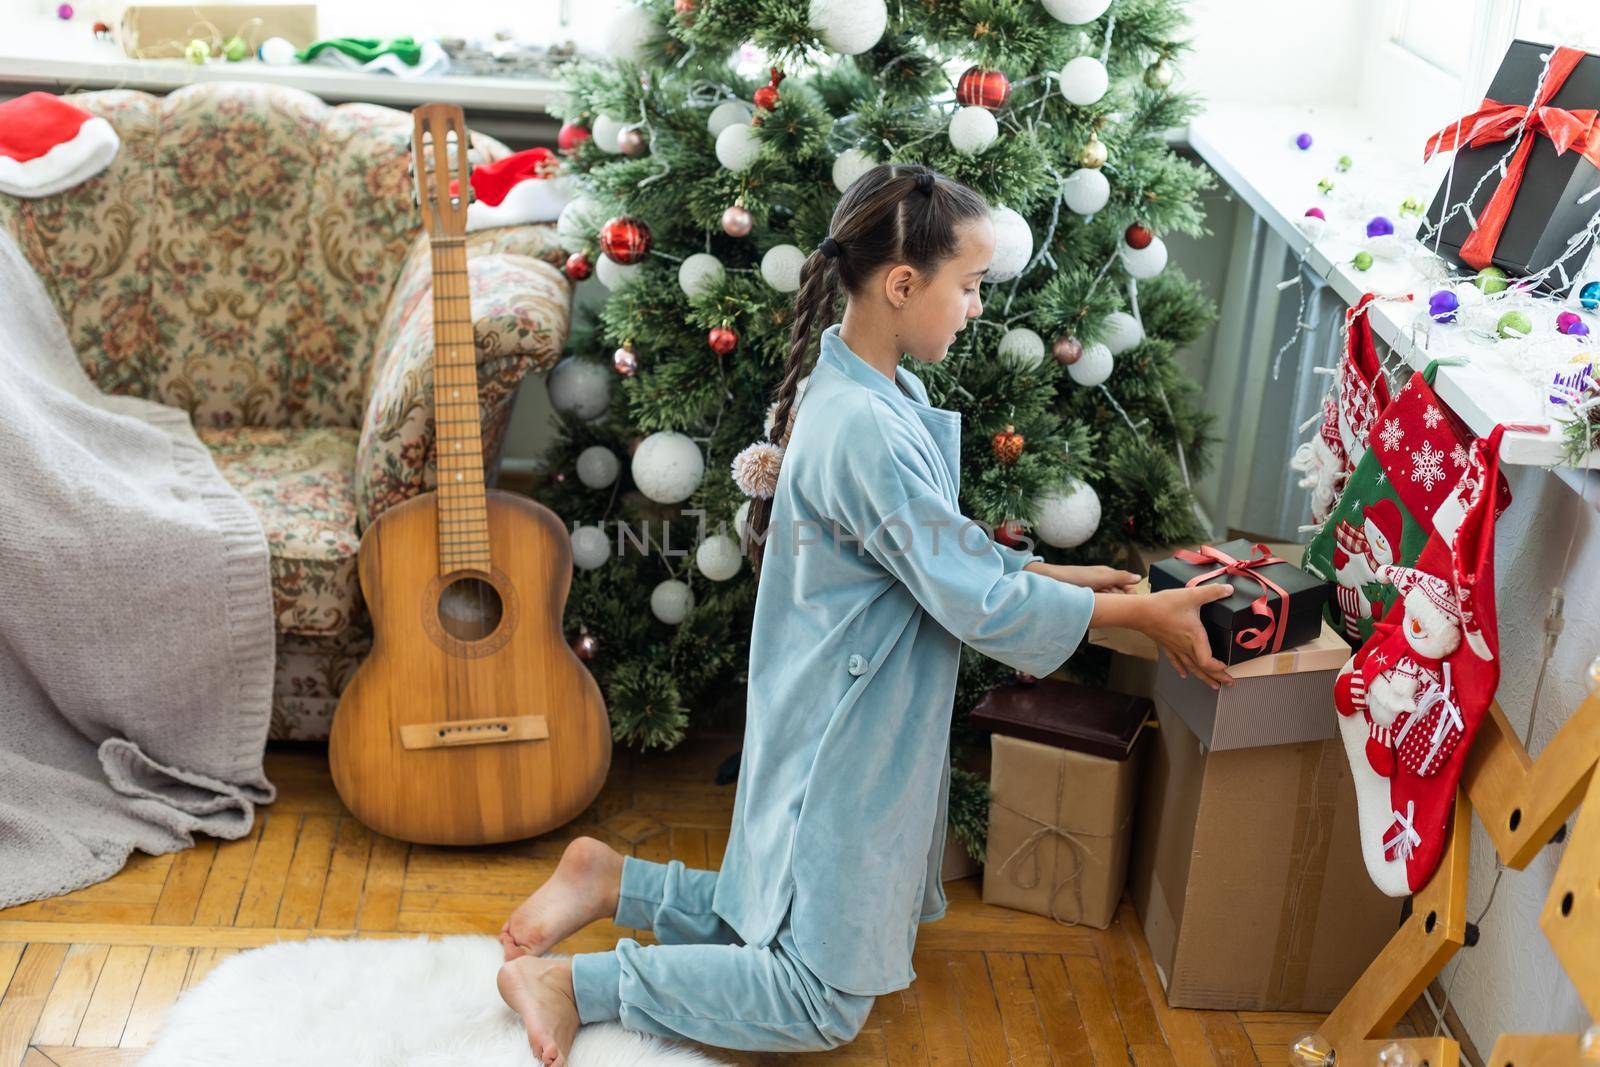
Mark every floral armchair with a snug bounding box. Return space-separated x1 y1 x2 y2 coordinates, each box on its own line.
0 81 572 740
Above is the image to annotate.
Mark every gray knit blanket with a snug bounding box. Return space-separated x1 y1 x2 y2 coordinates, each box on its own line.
0 227 277 909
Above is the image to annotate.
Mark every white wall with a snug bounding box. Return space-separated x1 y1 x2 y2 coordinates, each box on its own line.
1176 0 1372 108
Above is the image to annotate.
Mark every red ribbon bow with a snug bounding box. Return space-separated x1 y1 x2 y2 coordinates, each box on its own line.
1171 543 1291 654
1422 45 1600 271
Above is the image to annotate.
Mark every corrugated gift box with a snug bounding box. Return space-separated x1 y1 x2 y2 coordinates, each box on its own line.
971 678 1150 929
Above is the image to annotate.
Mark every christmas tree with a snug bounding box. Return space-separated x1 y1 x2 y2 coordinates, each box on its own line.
531 0 1217 858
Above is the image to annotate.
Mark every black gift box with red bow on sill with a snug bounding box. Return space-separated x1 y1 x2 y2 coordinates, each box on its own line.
1422 39 1600 297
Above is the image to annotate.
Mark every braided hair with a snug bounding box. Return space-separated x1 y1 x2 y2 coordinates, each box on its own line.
738 163 989 579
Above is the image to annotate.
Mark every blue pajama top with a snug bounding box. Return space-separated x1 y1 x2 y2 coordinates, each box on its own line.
710 322 1097 996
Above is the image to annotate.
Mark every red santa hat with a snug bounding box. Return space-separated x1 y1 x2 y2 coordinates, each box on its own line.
446 147 574 233
0 92 120 199
1362 498 1404 564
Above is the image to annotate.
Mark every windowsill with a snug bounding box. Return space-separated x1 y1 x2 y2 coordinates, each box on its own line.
0 18 564 112
1185 99 1600 494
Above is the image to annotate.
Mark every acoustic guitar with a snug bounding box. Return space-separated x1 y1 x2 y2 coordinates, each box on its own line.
328 104 611 846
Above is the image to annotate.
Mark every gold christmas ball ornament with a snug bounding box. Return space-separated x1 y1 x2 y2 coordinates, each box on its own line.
617 127 647 155
1078 131 1108 169
991 424 1025 464
612 342 638 376
1144 58 1173 89
721 203 753 237
1052 334 1084 365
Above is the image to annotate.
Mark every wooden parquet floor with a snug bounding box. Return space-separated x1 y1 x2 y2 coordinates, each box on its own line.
0 731 1392 1065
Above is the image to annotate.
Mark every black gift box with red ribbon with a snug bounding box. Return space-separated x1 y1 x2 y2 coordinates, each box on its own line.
1148 540 1333 666
1422 39 1600 297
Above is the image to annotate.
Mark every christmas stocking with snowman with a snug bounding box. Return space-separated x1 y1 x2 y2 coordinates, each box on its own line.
1304 360 1476 646
1291 293 1392 523
1333 424 1511 896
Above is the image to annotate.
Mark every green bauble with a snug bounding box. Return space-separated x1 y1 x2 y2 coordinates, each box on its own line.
1496 310 1532 338
1352 251 1373 271
184 38 210 63
1476 266 1509 293
223 35 248 61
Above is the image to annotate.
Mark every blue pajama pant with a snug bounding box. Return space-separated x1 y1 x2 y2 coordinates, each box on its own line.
569 855 876 1052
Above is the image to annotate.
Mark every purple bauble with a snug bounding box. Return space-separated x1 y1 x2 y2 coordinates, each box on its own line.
1304 206 1326 220
56 2 73 17
1428 289 1459 324
1571 321 1592 338
1366 216 1394 237
1557 310 1583 334
1294 132 1313 150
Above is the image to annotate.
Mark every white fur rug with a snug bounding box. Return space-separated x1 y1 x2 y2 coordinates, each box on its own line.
141 935 727 1066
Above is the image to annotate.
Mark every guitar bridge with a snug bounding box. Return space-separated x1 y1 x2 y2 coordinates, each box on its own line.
398 714 549 750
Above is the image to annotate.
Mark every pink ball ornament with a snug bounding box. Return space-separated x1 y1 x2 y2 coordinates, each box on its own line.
1304 207 1325 220
1558 311 1583 333
720 203 753 237
56 2 74 18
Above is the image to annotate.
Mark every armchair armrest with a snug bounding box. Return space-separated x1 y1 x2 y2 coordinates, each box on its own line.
354 227 572 529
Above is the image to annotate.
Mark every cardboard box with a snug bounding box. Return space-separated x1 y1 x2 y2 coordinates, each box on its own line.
1152 623 1352 751
1149 540 1333 666
1128 694 1399 1012
1424 39 1600 296
982 732 1142 930
119 4 319 59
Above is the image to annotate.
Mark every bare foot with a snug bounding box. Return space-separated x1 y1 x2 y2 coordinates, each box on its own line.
497 955 580 1067
500 835 625 962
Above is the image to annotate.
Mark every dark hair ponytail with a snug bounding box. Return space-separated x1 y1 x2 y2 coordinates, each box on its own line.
743 163 989 578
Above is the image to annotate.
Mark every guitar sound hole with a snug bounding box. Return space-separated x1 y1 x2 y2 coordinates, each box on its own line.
437 576 504 642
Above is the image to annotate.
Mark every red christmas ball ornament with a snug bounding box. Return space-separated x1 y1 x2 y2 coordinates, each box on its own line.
1124 222 1153 250
991 424 1025 464
994 518 1027 548
617 127 646 156
956 66 1011 110
720 203 753 237
557 121 591 154
754 67 785 111
599 216 652 264
673 0 697 24
92 19 110 39
708 325 739 356
1052 334 1083 365
564 250 593 280
613 343 639 376
573 632 598 660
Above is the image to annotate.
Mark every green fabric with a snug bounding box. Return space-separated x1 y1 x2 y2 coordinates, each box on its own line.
1303 361 1442 646
295 36 422 65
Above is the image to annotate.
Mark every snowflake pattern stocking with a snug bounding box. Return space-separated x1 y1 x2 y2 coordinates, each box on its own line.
1332 424 1511 896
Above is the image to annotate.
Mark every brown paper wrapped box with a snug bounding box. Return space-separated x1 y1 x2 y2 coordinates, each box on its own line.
119 5 319 59
981 732 1141 930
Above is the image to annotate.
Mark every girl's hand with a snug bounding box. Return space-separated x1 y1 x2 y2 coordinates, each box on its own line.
1066 565 1142 594
1140 585 1236 689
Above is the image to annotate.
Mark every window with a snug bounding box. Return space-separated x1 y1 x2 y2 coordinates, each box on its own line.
1388 0 1479 77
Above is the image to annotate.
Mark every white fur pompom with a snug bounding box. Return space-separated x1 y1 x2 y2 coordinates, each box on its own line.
731 440 785 499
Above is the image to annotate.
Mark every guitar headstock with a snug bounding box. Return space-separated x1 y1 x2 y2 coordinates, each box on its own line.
411 103 473 239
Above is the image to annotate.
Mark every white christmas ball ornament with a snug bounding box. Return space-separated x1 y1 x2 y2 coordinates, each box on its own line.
1067 340 1114 386
1063 167 1110 215
547 357 613 420
948 106 999 155
1120 235 1168 279
594 255 642 290
695 534 744 581
678 252 725 298
1041 0 1111 24
734 499 752 540
259 37 297 65
761 244 806 292
650 579 695 624
576 445 621 489
591 114 626 154
1059 56 1109 106
570 524 611 570
607 4 658 63
1101 311 1144 355
832 148 878 193
998 327 1046 370
707 100 755 137
630 431 705 504
715 122 762 171
556 195 607 252
1036 480 1101 548
986 206 1033 283
808 0 887 54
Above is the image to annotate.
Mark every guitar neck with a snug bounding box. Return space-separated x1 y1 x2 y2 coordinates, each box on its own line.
431 237 490 575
